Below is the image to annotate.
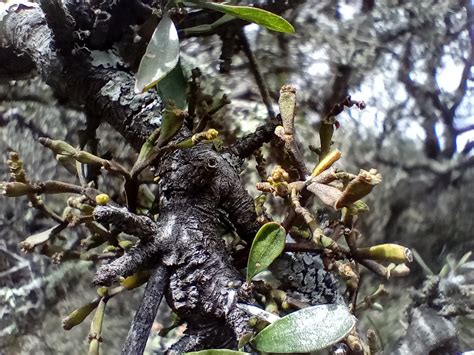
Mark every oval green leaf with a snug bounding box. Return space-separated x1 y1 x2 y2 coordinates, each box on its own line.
246 222 286 282
251 304 356 353
135 13 180 94
184 350 249 355
201 3 295 33
156 60 187 110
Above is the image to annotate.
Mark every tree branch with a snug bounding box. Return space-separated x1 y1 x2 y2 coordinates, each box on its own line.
121 264 169 355
1 4 162 150
237 28 276 118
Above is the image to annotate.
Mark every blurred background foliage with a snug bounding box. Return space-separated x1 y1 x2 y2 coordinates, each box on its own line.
1 0 472 353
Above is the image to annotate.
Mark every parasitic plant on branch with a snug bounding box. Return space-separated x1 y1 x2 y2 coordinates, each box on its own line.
0 1 415 354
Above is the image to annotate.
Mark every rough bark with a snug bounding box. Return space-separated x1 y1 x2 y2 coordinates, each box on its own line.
122 264 169 355
390 276 469 355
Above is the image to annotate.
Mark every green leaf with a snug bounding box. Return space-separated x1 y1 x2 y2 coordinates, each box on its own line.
200 3 295 33
184 350 250 355
183 14 235 35
246 222 286 282
135 13 180 94
251 304 356 353
456 251 472 269
156 60 188 109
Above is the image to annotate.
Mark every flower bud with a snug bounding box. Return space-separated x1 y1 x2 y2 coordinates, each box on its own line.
96 287 108 297
56 154 78 175
39 137 77 156
205 128 219 140
358 243 413 264
75 151 106 165
0 181 34 197
311 149 342 177
271 165 289 183
120 270 151 290
62 299 100 330
335 169 382 209
95 194 110 206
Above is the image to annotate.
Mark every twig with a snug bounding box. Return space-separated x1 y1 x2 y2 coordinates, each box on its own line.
274 85 309 179
237 29 275 118
229 115 281 158
121 264 169 355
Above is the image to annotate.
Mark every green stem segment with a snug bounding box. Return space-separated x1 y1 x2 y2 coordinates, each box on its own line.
88 297 108 355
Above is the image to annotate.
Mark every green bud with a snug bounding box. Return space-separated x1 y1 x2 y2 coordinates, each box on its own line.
96 287 108 297
120 270 151 290
358 244 413 264
62 299 100 330
0 181 34 197
118 240 134 251
335 169 382 209
39 137 77 156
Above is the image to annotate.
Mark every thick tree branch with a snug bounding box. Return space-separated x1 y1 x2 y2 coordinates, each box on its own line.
94 205 159 241
1 4 161 150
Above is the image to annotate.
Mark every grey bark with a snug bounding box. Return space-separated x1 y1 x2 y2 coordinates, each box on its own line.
122 264 169 355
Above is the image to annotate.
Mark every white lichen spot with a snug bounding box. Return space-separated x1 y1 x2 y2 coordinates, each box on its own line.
1 1 38 22
149 115 162 126
90 49 123 69
100 78 121 102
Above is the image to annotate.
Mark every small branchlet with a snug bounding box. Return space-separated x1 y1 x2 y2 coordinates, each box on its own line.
194 94 231 133
356 285 389 312
39 137 130 179
88 297 107 355
318 96 365 161
274 85 309 179
335 169 382 209
3 152 63 222
254 149 267 181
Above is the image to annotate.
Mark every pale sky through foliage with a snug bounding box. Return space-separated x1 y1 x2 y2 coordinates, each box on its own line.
304 2 474 153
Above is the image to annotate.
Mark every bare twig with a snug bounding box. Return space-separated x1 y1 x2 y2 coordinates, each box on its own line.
238 28 275 118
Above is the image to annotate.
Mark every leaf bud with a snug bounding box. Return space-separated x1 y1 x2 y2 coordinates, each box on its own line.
62 300 100 330
95 194 110 206
358 244 413 264
335 169 382 209
0 181 34 197
311 149 342 177
39 137 77 156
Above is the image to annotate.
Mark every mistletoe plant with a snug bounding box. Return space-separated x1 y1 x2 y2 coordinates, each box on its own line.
0 1 413 354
